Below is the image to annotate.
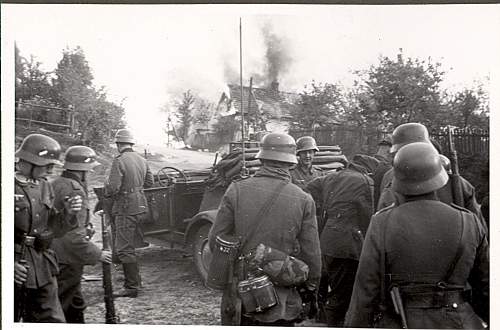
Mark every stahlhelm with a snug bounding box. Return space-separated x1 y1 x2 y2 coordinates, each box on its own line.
114 129 135 144
296 136 319 154
15 134 63 166
390 123 431 153
256 133 298 164
392 142 448 196
64 146 100 171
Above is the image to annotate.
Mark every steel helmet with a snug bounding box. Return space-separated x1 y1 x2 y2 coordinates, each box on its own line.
63 146 100 171
390 123 431 153
296 136 319 153
114 129 135 144
256 133 298 164
392 142 448 196
15 134 63 166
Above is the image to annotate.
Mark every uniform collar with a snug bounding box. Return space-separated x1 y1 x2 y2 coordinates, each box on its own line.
62 170 87 191
255 165 291 181
120 147 134 154
15 172 40 186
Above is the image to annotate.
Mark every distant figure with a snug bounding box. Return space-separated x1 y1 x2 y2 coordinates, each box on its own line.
372 138 393 205
51 146 112 323
290 136 323 191
105 129 154 298
345 142 489 328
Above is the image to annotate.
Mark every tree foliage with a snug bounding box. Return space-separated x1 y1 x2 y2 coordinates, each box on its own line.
289 81 347 130
175 90 195 140
14 45 125 150
353 51 445 132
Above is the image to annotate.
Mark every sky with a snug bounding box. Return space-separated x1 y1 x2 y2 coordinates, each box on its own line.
3 4 500 145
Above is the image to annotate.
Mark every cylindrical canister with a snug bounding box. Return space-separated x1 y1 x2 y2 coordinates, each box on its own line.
206 234 240 290
238 275 278 314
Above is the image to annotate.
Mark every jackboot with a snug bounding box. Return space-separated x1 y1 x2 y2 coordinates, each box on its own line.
113 263 140 298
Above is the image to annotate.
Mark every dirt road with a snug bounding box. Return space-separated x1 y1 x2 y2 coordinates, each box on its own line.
81 146 221 325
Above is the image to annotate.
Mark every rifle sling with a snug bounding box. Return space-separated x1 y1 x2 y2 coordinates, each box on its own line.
442 211 466 284
239 180 288 249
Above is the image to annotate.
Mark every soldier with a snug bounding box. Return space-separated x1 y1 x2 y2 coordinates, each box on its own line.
290 136 323 191
345 142 489 328
14 134 82 322
209 132 322 326
51 146 113 323
372 138 393 205
377 123 485 226
306 154 374 327
105 128 154 298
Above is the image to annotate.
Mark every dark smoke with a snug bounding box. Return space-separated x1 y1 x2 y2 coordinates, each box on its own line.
262 23 293 87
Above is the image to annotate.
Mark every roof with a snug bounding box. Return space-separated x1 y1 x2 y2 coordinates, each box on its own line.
219 84 300 119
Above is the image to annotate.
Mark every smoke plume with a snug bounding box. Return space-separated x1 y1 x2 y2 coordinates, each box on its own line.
261 22 293 87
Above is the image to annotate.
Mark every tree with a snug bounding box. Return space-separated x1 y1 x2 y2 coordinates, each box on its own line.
352 50 446 132
175 90 195 141
289 81 347 130
15 45 53 102
192 99 213 127
444 84 489 130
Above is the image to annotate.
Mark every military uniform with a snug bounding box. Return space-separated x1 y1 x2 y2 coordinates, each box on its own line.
290 164 323 191
105 147 153 291
306 161 374 327
14 174 77 322
51 171 102 323
377 168 487 229
209 166 322 325
345 199 489 328
372 154 392 205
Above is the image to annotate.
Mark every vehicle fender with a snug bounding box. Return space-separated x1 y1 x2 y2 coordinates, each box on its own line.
184 209 218 245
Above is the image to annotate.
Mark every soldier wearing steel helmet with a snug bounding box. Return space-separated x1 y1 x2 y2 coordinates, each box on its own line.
50 146 112 323
345 142 489 328
306 154 374 327
290 136 323 191
377 123 484 227
104 128 154 298
209 132 321 326
14 134 83 322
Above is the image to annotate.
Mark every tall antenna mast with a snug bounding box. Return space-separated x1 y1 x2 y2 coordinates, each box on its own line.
240 17 248 176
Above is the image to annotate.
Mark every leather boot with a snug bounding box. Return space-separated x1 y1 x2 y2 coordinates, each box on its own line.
113 263 140 298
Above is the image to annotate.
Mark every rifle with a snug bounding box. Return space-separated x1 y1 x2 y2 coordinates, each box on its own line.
390 286 408 329
99 211 118 324
14 235 35 322
447 126 464 207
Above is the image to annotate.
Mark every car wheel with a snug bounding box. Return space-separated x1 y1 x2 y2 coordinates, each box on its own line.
192 223 212 285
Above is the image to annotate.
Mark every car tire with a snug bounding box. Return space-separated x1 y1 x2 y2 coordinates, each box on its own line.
192 223 212 285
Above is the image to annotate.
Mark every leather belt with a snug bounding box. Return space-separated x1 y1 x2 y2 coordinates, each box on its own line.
403 290 466 309
120 187 144 194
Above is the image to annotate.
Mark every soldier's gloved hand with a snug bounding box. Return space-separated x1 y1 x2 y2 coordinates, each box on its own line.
14 261 29 285
100 250 112 264
64 195 83 214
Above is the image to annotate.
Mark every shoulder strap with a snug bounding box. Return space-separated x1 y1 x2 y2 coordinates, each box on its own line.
442 211 466 283
240 180 288 248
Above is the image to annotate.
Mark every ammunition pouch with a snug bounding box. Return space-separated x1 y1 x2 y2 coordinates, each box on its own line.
33 230 55 252
206 234 241 290
238 275 278 314
245 243 309 287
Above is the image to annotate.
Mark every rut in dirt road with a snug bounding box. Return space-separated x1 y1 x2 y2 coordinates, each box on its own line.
81 244 221 325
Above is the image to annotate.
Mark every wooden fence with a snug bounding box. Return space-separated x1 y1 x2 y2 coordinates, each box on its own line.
289 126 489 157
15 100 75 134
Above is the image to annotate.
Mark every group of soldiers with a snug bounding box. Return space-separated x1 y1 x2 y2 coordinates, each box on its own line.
14 122 489 328
209 122 489 328
14 128 152 323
